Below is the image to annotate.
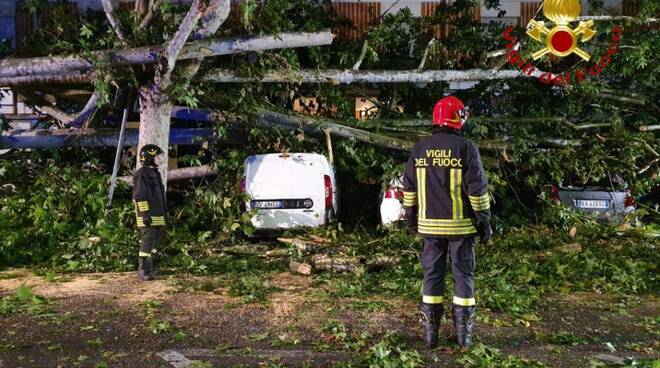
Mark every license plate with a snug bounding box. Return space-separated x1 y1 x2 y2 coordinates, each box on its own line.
575 200 609 209
253 200 283 209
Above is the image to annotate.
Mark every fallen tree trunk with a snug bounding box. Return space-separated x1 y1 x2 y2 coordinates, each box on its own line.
312 254 363 273
0 128 214 149
254 111 414 151
202 68 543 84
0 72 94 86
0 31 334 79
348 116 611 130
117 164 218 185
289 261 313 275
366 255 401 269
576 15 659 22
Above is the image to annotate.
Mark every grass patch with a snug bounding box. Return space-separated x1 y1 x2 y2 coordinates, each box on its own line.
228 274 280 303
0 285 53 317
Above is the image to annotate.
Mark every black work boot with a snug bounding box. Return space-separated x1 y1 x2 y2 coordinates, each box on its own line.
419 303 444 348
452 305 476 349
137 257 154 281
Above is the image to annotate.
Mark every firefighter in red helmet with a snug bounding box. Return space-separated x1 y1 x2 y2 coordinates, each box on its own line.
402 96 492 349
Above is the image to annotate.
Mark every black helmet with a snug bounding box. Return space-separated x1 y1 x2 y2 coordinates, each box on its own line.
139 144 163 165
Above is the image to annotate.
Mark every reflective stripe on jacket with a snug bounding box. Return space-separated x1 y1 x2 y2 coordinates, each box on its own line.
132 166 167 227
403 128 490 236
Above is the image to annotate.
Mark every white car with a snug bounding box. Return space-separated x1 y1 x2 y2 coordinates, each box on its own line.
242 153 339 230
380 175 406 226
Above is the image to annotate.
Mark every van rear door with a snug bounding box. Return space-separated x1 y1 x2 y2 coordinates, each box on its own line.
246 154 326 229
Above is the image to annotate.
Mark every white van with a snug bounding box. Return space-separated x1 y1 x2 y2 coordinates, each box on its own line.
242 153 339 230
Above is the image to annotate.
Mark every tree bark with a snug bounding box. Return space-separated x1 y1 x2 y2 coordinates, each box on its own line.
137 0 230 192
137 85 175 188
117 164 218 185
0 31 334 79
0 72 93 86
202 68 543 84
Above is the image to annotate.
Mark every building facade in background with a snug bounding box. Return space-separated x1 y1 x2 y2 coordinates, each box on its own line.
0 0 641 50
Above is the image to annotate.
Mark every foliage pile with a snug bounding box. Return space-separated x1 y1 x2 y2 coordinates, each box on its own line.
311 219 658 315
1 0 658 274
457 343 548 368
0 285 52 317
0 154 136 270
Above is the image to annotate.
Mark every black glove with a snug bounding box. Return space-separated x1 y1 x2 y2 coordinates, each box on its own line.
477 221 492 244
404 207 418 235
143 216 152 227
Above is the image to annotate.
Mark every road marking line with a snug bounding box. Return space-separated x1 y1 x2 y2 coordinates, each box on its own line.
157 350 193 368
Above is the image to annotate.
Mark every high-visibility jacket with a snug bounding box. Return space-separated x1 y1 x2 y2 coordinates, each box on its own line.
403 128 490 237
132 165 167 227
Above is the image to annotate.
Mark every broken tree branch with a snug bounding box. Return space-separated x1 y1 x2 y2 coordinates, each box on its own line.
202 68 543 84
60 92 99 127
101 0 126 41
176 0 231 90
193 0 231 40
633 138 660 157
0 31 334 79
639 124 660 132
138 0 162 31
352 40 369 70
158 0 203 88
637 158 659 175
322 128 334 164
418 38 437 70
600 93 646 106
17 88 98 127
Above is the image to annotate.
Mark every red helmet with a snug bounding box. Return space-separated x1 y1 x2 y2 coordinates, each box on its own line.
432 96 469 130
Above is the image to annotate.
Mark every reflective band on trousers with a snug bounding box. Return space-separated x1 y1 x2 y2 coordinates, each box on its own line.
138 251 152 257
453 296 475 306
423 295 444 304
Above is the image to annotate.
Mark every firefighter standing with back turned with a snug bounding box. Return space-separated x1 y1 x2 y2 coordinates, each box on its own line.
133 144 167 281
403 96 492 349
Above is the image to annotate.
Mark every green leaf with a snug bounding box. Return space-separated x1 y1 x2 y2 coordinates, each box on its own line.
15 285 32 302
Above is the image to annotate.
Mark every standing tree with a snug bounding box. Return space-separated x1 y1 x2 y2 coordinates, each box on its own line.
102 0 230 188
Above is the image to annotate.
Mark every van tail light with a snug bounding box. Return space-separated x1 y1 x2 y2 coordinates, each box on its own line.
324 175 333 209
240 177 246 192
624 191 635 207
550 185 560 201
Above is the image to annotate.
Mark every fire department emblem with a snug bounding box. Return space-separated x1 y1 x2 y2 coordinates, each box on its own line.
526 0 597 61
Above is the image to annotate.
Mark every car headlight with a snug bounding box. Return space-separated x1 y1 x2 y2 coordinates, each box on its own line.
303 199 314 209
